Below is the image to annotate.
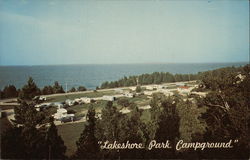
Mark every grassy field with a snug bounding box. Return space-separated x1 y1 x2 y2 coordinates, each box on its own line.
68 100 108 117
57 122 85 157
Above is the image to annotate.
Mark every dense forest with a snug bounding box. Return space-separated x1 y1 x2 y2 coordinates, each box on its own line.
1 64 249 159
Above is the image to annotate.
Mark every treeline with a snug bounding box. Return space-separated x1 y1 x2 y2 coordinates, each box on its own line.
100 72 199 89
0 77 87 99
100 66 244 89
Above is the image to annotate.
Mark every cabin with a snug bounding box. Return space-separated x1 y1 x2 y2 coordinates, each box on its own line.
177 86 191 95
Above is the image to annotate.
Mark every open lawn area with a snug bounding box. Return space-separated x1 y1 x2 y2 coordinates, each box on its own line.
57 122 85 157
68 100 108 117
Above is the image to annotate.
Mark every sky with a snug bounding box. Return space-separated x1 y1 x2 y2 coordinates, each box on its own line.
0 0 249 65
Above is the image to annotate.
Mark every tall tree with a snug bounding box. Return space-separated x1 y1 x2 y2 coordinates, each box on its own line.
75 106 100 159
2 85 18 98
45 120 67 159
53 81 65 93
18 77 40 100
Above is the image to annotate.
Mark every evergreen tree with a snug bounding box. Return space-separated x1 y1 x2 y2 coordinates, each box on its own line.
69 87 76 92
75 106 100 159
1 127 26 158
78 86 87 91
42 85 54 95
53 81 65 93
2 85 18 98
19 77 40 100
45 120 67 159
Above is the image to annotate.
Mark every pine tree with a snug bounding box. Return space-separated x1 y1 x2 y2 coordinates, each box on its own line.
45 120 67 159
75 106 100 159
18 77 40 100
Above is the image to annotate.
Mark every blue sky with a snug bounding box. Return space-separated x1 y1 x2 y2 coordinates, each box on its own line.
0 0 249 65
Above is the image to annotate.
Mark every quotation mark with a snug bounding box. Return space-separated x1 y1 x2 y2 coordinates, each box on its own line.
234 140 238 143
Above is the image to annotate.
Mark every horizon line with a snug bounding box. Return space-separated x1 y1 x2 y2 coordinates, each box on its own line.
0 61 249 67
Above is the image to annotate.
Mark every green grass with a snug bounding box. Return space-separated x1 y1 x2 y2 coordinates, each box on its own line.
140 109 151 123
65 100 108 117
57 122 85 157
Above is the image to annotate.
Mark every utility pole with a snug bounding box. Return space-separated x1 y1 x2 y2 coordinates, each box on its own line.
65 82 68 93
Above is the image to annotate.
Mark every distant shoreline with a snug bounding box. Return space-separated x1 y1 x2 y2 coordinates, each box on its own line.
0 61 248 67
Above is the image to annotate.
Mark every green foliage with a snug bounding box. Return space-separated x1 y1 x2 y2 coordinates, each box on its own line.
100 72 198 89
45 121 67 159
176 100 206 142
69 87 76 92
75 106 100 159
117 98 130 108
42 85 54 95
198 64 250 159
53 81 65 93
18 77 40 100
136 85 142 93
2 101 67 159
2 85 18 98
1 127 26 158
78 86 87 91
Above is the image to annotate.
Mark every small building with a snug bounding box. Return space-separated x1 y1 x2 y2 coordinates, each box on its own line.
80 97 91 103
176 82 186 87
102 95 116 101
177 86 191 95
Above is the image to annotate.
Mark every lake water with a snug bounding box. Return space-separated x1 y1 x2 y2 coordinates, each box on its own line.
0 62 247 90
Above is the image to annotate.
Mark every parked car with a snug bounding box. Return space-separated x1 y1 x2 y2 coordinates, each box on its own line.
60 115 75 123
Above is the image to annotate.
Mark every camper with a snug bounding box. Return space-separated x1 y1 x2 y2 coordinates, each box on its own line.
53 108 75 122
102 95 116 101
65 99 75 106
80 97 91 103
